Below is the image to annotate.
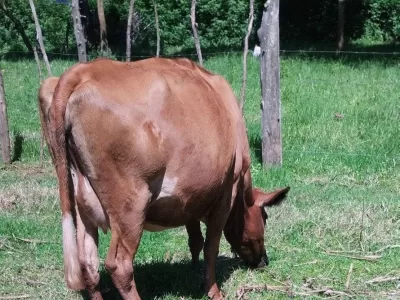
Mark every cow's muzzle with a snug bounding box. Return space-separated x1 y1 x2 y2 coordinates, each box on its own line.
249 252 269 269
256 255 269 269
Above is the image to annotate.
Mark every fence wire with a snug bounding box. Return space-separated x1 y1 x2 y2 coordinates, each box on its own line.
283 150 400 160
2 48 399 163
2 48 400 59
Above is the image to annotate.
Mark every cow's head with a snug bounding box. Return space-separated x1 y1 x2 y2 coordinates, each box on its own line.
224 180 289 269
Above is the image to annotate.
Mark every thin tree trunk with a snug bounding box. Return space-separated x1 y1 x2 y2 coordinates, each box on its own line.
65 19 70 52
71 0 87 62
28 0 48 166
258 0 282 166
0 70 11 164
190 0 203 66
0 2 34 52
29 0 52 77
126 0 135 61
33 46 45 167
337 0 346 51
80 0 90 45
32 47 43 83
239 0 254 112
97 0 110 56
31 45 45 166
153 0 160 57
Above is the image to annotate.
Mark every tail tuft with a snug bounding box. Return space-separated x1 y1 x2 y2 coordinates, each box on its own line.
62 213 84 290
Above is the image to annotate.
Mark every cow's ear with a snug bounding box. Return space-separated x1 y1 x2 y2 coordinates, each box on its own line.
253 187 290 207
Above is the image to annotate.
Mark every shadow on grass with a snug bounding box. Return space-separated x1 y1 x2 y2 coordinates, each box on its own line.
81 256 244 300
249 134 263 165
12 133 24 162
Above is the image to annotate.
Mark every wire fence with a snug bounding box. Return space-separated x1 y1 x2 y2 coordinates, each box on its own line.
2 48 399 164
2 48 400 59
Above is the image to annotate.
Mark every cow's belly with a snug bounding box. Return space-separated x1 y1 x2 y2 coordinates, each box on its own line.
143 222 174 232
144 195 215 231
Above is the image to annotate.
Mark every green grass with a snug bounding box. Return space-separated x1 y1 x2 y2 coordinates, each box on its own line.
0 53 399 299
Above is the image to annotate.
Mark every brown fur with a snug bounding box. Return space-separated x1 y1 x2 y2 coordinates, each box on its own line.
38 57 290 300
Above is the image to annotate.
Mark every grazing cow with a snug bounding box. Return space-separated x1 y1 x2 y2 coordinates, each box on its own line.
38 58 289 300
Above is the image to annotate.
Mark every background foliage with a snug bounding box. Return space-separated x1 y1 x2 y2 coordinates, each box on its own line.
0 0 399 56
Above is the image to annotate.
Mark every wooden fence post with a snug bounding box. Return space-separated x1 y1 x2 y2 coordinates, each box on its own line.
0 70 11 164
258 0 282 166
126 0 135 61
97 0 110 56
337 0 346 51
239 0 255 111
153 0 160 57
29 0 52 77
191 0 203 66
72 0 88 62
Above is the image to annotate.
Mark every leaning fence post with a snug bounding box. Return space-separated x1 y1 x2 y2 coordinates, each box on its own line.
29 0 52 77
191 0 203 66
0 70 11 165
239 0 254 112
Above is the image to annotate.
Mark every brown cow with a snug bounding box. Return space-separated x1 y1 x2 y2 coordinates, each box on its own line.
38 57 289 300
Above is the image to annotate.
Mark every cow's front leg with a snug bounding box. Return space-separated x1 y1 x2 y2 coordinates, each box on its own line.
186 220 204 266
75 205 102 300
203 224 225 299
203 193 232 300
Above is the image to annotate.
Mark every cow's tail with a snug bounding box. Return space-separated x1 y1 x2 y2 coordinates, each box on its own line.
47 64 86 290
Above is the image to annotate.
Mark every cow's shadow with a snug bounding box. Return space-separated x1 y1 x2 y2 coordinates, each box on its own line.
81 256 244 299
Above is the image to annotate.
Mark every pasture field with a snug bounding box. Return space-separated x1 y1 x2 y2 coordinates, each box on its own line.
0 53 399 299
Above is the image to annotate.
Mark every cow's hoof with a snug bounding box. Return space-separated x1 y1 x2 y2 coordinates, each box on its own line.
191 258 201 269
207 287 224 300
90 291 103 300
210 292 224 300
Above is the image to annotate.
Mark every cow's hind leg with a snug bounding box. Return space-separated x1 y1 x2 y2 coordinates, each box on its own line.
186 220 204 266
76 206 102 299
103 185 150 300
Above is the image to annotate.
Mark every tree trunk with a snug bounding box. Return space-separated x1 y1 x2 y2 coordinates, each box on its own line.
337 0 346 51
0 70 11 165
153 0 160 57
190 0 203 66
126 0 135 61
65 19 70 52
258 0 282 167
80 0 90 44
239 0 254 111
27 1 46 166
71 0 87 62
0 2 34 53
29 0 52 77
32 45 45 167
32 47 43 83
97 0 110 56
